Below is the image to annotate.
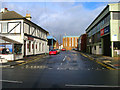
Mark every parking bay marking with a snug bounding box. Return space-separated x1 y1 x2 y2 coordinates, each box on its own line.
0 80 23 84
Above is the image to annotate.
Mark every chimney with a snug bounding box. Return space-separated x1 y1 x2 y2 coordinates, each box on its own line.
1 8 8 13
25 13 32 21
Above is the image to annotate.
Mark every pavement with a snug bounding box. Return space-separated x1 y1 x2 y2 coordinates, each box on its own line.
0 54 47 68
79 51 120 70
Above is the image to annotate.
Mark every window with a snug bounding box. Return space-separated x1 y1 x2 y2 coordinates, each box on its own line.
39 43 41 51
64 38 66 46
114 42 120 50
42 43 44 51
2 23 7 33
36 43 37 49
14 44 22 54
0 23 1 33
69 38 71 47
72 38 74 47
24 23 29 34
29 41 31 52
113 12 120 20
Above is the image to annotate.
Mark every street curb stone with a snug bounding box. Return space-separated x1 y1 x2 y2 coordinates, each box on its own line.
79 51 117 70
0 54 48 68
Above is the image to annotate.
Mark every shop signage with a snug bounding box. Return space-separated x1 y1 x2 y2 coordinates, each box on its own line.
28 36 34 41
104 26 110 34
100 28 104 36
100 26 110 36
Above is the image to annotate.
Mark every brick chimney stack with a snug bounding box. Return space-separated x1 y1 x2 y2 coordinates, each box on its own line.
25 13 31 21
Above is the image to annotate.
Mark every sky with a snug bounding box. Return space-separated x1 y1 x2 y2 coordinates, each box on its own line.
1 1 116 43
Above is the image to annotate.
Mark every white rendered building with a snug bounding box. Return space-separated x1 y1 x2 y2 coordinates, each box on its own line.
0 8 49 61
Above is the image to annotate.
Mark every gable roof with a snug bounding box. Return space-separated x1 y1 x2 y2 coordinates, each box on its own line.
0 11 25 20
0 10 49 33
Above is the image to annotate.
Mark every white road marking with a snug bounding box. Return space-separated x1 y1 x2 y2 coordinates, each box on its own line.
60 63 63 65
63 56 67 61
65 84 120 87
0 80 23 84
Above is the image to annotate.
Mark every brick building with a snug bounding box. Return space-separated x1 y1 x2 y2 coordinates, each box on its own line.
63 36 79 50
78 34 87 52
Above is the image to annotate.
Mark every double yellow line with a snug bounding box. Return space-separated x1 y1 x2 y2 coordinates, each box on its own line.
17 57 43 66
79 52 115 70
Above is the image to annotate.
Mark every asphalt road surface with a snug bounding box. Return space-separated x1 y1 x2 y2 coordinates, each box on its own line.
1 50 120 89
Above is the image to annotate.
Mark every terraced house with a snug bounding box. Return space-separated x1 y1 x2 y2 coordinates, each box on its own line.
0 8 49 61
86 3 120 57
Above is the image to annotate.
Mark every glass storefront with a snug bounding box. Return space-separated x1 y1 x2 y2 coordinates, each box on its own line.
14 44 22 54
0 44 12 54
113 42 120 56
0 44 22 54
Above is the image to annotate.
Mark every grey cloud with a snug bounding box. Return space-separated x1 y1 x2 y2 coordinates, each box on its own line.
3 2 106 43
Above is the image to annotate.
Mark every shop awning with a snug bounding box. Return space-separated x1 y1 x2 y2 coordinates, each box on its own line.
0 35 22 44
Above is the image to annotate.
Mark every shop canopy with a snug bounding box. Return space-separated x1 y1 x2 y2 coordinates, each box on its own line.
0 35 22 44
47 36 57 41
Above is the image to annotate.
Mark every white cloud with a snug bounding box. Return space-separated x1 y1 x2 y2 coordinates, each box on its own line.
2 2 107 43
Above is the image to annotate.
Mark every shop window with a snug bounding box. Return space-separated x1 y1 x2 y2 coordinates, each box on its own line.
0 44 12 54
114 42 120 50
14 44 22 54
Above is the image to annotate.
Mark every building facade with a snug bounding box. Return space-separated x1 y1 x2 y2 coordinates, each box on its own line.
47 36 57 50
78 34 87 52
63 36 79 50
86 3 120 57
0 8 49 61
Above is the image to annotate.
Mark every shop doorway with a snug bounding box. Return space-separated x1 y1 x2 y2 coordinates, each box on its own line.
103 34 111 56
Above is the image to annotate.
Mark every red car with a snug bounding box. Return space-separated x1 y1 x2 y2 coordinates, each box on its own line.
49 49 57 55
62 48 66 51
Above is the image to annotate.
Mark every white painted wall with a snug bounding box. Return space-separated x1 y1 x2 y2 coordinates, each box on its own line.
0 54 14 61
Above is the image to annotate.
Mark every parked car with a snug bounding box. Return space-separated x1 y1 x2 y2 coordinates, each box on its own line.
72 48 77 51
49 49 57 55
55 49 60 53
62 48 66 51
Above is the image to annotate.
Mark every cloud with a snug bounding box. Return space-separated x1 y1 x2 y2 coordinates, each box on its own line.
2 2 107 43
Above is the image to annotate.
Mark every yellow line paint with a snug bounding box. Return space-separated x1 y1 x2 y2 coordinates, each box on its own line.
79 52 115 70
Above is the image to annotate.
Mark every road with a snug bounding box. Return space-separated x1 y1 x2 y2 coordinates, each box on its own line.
1 50 120 89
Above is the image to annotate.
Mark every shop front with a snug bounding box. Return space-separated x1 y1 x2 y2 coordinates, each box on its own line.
113 41 120 57
0 36 23 61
